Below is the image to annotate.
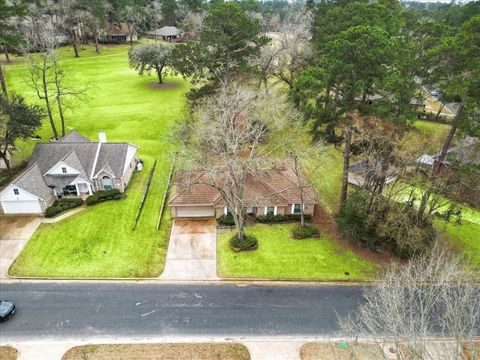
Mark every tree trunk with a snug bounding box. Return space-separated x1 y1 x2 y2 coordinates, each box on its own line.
94 33 100 54
340 121 353 207
42 71 58 139
434 103 444 122
233 211 245 241
56 95 66 137
72 30 80 58
434 104 463 174
157 66 163 84
0 62 7 98
4 46 10 63
0 151 12 177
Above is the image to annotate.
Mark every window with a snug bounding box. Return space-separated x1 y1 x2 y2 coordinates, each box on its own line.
264 206 276 216
13 188 19 195
292 204 302 214
61 167 67 174
224 207 232 216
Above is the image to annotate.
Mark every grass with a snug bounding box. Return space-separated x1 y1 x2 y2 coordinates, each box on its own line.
4 44 187 277
217 224 378 280
62 343 250 360
437 220 480 268
300 342 383 360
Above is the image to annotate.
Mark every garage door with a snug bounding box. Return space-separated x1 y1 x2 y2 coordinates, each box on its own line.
175 206 215 218
1 200 42 215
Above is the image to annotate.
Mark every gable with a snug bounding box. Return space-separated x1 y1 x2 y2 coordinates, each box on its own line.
44 161 81 176
0 183 43 201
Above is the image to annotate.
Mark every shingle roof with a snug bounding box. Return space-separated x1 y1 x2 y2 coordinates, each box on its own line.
149 26 182 37
59 130 91 143
94 143 129 178
10 164 52 199
169 167 318 207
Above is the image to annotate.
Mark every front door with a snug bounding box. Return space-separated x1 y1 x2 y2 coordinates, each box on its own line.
101 176 113 190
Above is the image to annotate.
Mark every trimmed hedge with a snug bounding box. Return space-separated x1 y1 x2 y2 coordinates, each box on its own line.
86 189 123 206
218 214 235 226
256 214 312 223
45 198 83 218
291 224 320 239
230 234 258 251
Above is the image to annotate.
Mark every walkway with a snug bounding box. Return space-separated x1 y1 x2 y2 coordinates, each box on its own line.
161 218 218 280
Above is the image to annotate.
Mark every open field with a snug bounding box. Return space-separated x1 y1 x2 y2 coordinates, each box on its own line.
4 44 187 277
217 224 378 280
62 343 250 360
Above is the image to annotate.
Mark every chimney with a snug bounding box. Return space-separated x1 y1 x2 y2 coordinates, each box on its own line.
98 131 107 143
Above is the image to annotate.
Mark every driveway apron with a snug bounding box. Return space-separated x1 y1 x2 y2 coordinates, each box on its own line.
161 218 218 280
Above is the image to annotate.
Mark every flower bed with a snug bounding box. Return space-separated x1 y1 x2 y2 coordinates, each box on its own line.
45 198 83 218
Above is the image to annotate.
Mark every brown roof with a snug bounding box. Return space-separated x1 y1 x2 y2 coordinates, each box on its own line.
107 23 131 36
169 167 317 207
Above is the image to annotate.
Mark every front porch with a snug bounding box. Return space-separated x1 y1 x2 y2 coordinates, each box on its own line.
54 183 93 199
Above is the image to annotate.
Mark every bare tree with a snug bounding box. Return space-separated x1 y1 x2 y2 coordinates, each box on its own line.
339 246 480 360
177 86 302 241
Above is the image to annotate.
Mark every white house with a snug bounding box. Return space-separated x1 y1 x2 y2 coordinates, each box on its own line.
0 131 138 215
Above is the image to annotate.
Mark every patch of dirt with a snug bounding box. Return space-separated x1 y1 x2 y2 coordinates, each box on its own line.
174 218 216 234
0 216 37 240
301 342 384 360
312 205 394 268
62 343 250 360
148 82 179 90
0 346 19 360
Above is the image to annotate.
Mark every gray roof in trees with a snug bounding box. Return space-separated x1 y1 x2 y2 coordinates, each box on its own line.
148 26 182 37
10 164 52 199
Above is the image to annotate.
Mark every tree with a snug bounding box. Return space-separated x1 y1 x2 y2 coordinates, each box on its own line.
128 43 174 84
177 86 302 241
172 2 269 97
161 0 178 26
120 4 144 47
57 0 89 58
339 246 480 359
83 0 110 54
0 0 27 97
0 95 44 177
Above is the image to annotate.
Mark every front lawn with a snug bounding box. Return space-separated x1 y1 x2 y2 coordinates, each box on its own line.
217 224 378 280
437 220 480 268
4 45 186 277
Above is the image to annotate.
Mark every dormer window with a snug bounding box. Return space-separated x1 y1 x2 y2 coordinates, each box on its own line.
61 167 67 173
13 189 19 195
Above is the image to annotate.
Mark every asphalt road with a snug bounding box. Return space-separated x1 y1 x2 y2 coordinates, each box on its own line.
0 283 363 341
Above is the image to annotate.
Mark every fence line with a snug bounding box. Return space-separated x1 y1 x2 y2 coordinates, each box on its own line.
156 156 176 231
132 160 157 231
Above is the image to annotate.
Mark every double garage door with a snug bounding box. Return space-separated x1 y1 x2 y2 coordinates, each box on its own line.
1 200 43 214
175 206 215 218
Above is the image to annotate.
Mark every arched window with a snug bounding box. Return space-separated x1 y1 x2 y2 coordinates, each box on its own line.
101 176 113 190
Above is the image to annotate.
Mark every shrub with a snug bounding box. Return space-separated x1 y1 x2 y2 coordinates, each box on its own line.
230 234 258 251
291 224 320 239
256 214 312 223
86 189 122 206
218 214 235 226
45 198 83 218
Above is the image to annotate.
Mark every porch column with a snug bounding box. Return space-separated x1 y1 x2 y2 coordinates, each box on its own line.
88 184 93 195
75 183 80 196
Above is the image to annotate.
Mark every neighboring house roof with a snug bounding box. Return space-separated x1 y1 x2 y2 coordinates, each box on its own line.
416 137 480 167
59 130 91 143
169 167 318 208
148 26 182 37
7 164 52 200
107 23 133 36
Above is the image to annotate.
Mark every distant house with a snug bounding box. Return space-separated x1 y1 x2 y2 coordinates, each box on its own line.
348 160 397 189
0 131 138 215
416 137 480 170
104 23 137 43
354 94 426 116
147 26 184 41
168 167 318 219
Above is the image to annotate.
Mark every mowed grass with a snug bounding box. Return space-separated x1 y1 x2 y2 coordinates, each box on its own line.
437 220 480 268
5 44 187 277
217 224 378 280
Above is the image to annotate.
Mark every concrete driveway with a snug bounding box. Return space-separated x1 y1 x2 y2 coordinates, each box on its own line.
0 216 41 278
161 218 218 280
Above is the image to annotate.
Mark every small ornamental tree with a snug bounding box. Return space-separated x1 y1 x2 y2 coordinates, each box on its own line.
129 43 174 84
0 95 44 177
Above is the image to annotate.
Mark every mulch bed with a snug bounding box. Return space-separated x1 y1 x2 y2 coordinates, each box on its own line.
148 83 179 90
0 346 19 360
312 205 395 268
62 343 250 360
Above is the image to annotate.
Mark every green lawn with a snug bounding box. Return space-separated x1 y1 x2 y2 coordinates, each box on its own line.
437 220 480 268
4 44 187 277
217 224 378 280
